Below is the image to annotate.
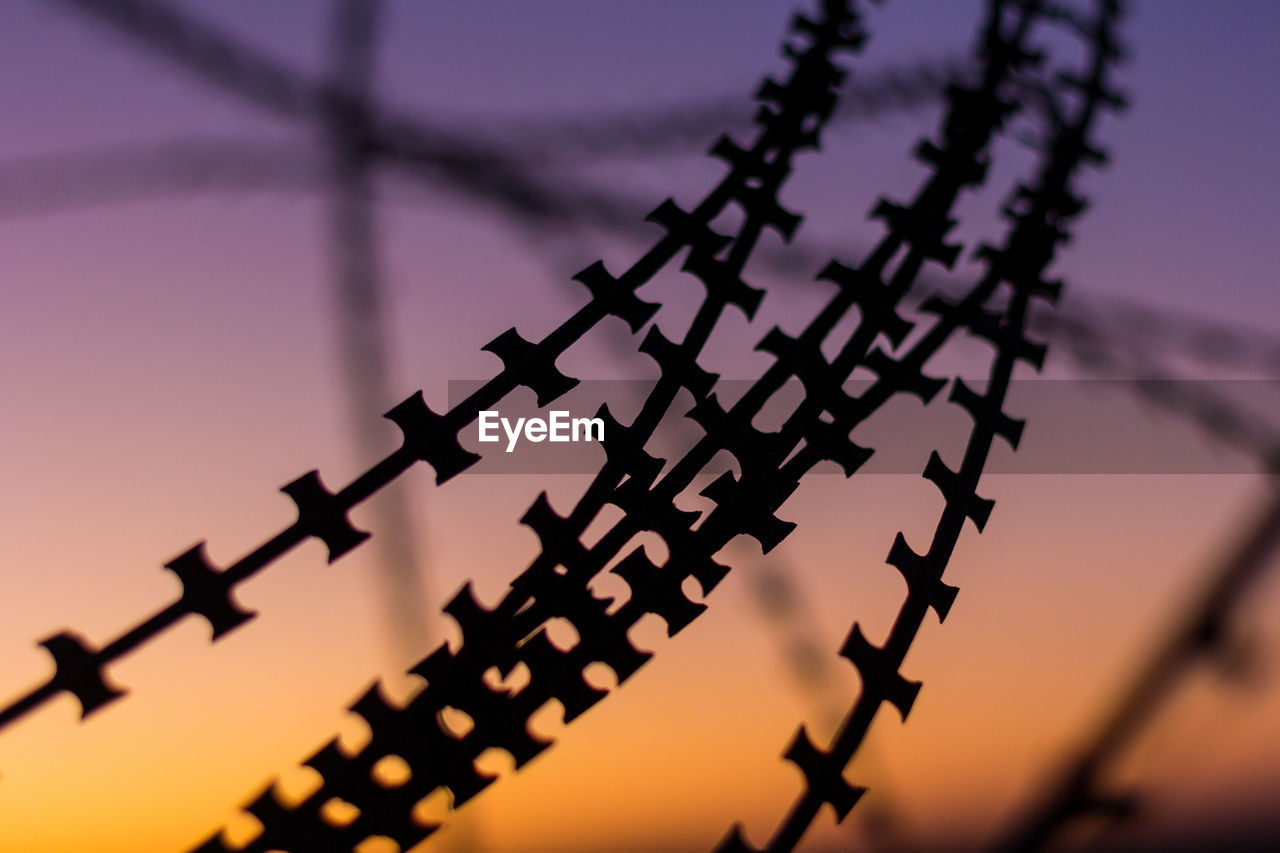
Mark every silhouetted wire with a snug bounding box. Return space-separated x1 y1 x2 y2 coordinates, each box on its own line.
1038 295 1280 378
0 139 317 217
990 481 1280 852
15 3 1276 853
1 7 887 850
180 4 887 849
715 3 1126 850
41 0 666 232
0 132 649 229
523 214 913 853
1046 311 1280 462
745 556 915 851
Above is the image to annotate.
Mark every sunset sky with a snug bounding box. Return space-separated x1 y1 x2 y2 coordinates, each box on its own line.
0 1 1278 851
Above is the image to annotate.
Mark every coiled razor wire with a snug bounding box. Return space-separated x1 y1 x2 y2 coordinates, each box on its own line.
719 1 1126 848
0 1 1138 851
192 3 884 848
1 0 872 790
172 1 1120 850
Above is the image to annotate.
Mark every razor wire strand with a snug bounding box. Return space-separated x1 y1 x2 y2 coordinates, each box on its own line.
2 1 1269 850
715 3 1126 850
0 53 952 218
0 49 966 215
1 0 876 795
182 6 879 850
0 0 857 736
1046 311 1280 465
388 55 970 166
12 3 1280 852
520 180 903 847
43 0 647 233
1031 297 1280 381
185 1 1118 849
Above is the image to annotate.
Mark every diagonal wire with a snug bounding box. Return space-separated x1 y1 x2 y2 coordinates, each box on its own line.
25 1 1280 395
40 0 668 230
12 4 1280 852
454 55 970 164
988 309 1280 852
990 479 1280 852
7 134 1280 398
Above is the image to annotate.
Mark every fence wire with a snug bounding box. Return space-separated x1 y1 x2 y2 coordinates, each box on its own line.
5 1 1279 852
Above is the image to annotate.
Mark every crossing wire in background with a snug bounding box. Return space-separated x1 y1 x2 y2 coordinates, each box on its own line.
320 0 435 662
5 77 1279 399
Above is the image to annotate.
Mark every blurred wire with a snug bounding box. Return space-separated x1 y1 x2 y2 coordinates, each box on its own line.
460 56 969 164
991 480 1280 852
19 1 1280 405
321 0 435 663
0 138 316 217
7 136 1280 397
987 280 1280 852
1041 309 1280 463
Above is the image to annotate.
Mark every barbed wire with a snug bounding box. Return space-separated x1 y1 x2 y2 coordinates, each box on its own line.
0 51 967 218
1039 311 1280 463
183 2 887 847
990 484 1280 853
0 0 1100 848
464 55 969 164
989 468 1278 852
185 1 1130 849
4 0 869 795
9 1 1274 852
716 1 1126 850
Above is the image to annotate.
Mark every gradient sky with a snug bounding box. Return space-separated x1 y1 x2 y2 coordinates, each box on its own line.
0 1 1278 852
